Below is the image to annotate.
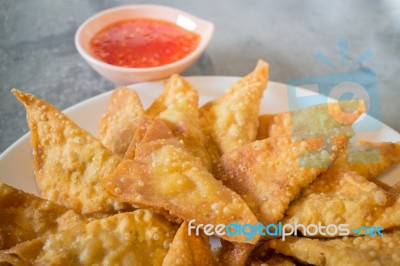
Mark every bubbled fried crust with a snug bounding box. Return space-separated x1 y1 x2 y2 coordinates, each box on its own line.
217 241 255 266
2 210 177 266
282 142 400 236
98 87 144 156
282 167 394 236
124 116 175 160
217 135 348 225
0 239 45 266
250 254 296 266
335 141 400 181
104 142 259 244
201 60 269 155
373 181 400 230
162 222 217 266
146 75 214 170
103 119 259 244
12 89 128 214
0 183 86 250
268 230 400 266
257 100 365 140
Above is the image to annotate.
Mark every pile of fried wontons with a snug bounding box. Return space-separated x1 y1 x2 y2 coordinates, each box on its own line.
1 60 400 266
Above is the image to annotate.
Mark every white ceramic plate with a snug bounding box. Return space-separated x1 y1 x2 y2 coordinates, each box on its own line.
1 77 400 195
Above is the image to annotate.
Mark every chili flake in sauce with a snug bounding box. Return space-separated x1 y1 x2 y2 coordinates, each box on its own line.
90 18 200 68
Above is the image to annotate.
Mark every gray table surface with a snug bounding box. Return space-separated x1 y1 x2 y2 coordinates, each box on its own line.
1 0 400 153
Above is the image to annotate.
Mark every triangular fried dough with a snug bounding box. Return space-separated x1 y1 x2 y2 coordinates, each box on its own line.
0 238 44 266
335 141 400 180
0 183 86 250
162 222 217 266
390 182 400 192
98 87 144 156
373 181 400 230
283 143 400 236
12 89 128 214
248 242 296 266
282 166 395 236
146 75 215 170
217 241 255 266
201 60 269 154
257 100 365 139
103 120 259 244
1 210 177 266
268 230 400 266
124 115 155 159
217 135 348 224
147 74 197 116
250 254 296 266
124 116 176 160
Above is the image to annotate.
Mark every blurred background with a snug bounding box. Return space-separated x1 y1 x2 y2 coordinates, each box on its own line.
1 0 400 152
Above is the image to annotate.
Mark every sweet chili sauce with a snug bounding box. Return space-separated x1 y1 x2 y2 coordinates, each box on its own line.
90 18 200 68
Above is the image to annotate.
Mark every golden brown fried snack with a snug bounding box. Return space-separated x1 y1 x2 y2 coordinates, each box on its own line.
335 141 400 180
250 254 296 266
0 183 85 250
124 116 175 160
257 100 365 139
201 60 269 154
1 210 177 266
124 115 154 159
12 89 128 214
147 75 215 170
162 222 217 266
373 181 400 230
147 74 197 116
217 135 348 225
98 87 144 156
268 230 400 266
104 120 259 244
0 238 43 266
283 143 400 236
282 166 394 236
240 242 297 266
217 241 255 266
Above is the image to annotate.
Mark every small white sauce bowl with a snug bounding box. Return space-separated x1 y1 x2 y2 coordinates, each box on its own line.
75 4 214 84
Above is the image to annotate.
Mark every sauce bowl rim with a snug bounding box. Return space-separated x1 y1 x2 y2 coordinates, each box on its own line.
75 4 214 73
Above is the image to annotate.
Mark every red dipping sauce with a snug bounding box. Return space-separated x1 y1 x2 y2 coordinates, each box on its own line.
90 18 201 68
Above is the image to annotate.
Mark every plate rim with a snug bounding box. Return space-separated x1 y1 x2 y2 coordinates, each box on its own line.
1 76 399 193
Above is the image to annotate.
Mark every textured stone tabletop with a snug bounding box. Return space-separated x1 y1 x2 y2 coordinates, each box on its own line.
1 0 400 153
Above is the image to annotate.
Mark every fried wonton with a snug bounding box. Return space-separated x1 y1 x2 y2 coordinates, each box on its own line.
98 87 144 156
103 120 259 244
373 181 400 230
124 115 173 160
124 115 154 159
1 210 177 266
217 135 348 225
146 75 215 170
162 222 217 266
12 89 128 214
282 143 400 236
282 167 395 236
0 238 43 266
217 241 255 266
257 100 365 139
248 244 298 266
201 60 269 154
268 230 400 266
335 141 400 180
0 183 86 250
250 254 296 266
